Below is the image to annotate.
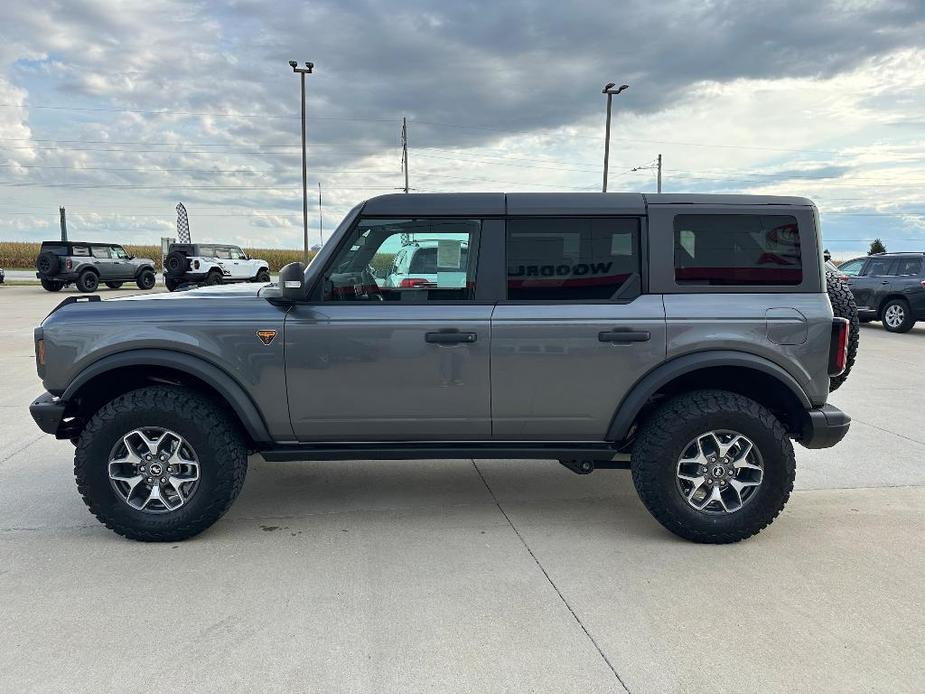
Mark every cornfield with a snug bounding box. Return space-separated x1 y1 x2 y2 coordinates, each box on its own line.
0 241 316 272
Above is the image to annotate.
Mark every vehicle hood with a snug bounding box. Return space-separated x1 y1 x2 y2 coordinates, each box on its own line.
112 282 270 301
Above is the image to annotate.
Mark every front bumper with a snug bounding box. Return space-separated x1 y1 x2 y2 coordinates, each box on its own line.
30 391 78 439
799 405 851 449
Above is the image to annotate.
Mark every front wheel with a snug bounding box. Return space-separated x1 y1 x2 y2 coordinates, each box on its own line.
253 268 271 283
135 269 156 290
882 298 915 333
74 385 248 541
631 389 795 544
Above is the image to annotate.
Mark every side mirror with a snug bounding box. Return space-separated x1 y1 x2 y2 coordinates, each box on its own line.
279 261 307 301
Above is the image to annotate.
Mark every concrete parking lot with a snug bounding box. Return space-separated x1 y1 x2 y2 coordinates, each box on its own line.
1 284 923 693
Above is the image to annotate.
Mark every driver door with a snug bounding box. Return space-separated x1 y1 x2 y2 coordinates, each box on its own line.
284 217 491 441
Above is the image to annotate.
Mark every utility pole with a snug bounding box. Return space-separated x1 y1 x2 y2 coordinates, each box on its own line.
601 83 629 192
59 207 67 242
318 181 324 245
289 60 314 264
657 153 662 193
401 116 409 193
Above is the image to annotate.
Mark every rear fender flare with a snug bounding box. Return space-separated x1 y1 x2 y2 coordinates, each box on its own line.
606 350 812 442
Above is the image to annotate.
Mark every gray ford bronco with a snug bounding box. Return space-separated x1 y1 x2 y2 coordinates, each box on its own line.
30 193 852 543
35 241 157 293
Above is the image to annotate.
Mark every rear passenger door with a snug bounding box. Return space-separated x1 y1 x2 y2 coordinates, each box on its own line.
490 216 667 440
90 244 116 278
849 257 896 311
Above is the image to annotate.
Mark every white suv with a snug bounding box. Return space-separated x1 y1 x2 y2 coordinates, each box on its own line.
383 239 469 289
163 243 270 291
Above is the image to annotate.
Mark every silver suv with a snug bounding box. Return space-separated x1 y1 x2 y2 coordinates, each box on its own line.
35 241 157 293
30 193 851 543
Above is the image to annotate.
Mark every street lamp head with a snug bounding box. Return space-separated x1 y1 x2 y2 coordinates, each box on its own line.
616 84 629 94
603 82 616 93
305 62 314 70
289 60 298 69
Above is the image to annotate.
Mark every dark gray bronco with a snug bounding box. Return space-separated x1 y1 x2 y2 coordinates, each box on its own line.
30 193 852 543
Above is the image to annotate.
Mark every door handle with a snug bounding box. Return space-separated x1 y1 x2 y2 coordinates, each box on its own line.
425 331 477 344
880 280 889 284
599 329 651 344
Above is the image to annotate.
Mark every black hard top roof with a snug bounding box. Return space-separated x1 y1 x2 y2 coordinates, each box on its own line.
361 192 814 216
41 240 126 246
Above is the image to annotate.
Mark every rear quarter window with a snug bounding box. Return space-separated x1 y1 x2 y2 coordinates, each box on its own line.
674 214 802 286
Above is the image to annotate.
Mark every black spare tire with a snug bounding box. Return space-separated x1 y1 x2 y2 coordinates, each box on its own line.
164 251 188 275
826 271 859 392
36 251 60 275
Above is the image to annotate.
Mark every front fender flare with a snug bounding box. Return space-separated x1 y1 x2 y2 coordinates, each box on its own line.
61 349 272 444
606 350 812 442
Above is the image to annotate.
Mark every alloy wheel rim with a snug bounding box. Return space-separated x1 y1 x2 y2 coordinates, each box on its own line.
885 305 903 328
676 430 763 514
108 427 200 513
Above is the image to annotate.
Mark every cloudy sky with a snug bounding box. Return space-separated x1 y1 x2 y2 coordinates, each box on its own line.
0 0 923 255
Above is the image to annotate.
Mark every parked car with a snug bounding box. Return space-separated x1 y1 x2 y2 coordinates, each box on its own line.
34 241 157 293
383 239 470 288
0 267 5 284
30 193 851 544
837 252 925 332
162 243 270 291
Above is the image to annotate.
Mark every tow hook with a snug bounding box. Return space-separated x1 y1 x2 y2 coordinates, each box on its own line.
559 459 595 475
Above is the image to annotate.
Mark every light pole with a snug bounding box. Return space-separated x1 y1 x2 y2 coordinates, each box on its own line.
601 82 629 193
289 60 314 264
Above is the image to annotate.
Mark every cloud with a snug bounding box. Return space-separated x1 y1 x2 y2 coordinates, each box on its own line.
0 0 923 252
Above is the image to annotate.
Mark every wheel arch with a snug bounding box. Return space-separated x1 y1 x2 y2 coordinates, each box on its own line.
607 351 812 443
133 263 156 277
877 293 909 317
61 349 272 445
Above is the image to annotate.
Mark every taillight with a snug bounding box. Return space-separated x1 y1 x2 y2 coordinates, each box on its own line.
65 258 72 271
399 277 434 288
828 318 850 377
193 260 200 270
920 280 925 289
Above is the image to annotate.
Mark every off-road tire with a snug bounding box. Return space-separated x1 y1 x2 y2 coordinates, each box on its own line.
164 251 188 276
105 281 123 289
35 251 60 275
40 278 64 292
135 268 156 290
204 270 222 286
74 385 248 542
826 271 859 391
76 270 99 293
631 389 795 544
164 277 180 292
254 268 271 283
881 298 916 333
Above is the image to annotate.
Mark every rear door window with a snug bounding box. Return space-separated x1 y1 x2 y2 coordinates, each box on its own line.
91 245 111 259
506 218 641 300
895 257 923 276
674 214 802 286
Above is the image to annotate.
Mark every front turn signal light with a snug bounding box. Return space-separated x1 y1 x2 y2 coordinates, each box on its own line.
36 338 45 366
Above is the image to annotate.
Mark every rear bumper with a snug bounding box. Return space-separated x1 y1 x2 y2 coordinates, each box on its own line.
29 391 79 439
799 405 851 449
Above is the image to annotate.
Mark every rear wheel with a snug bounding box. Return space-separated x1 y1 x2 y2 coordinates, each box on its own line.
74 385 248 542
105 281 124 289
40 278 64 292
135 269 156 290
826 271 859 391
882 298 915 333
631 389 795 544
204 270 222 286
164 277 180 292
76 270 99 293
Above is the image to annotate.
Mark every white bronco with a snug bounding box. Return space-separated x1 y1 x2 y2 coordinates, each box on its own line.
163 243 270 291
